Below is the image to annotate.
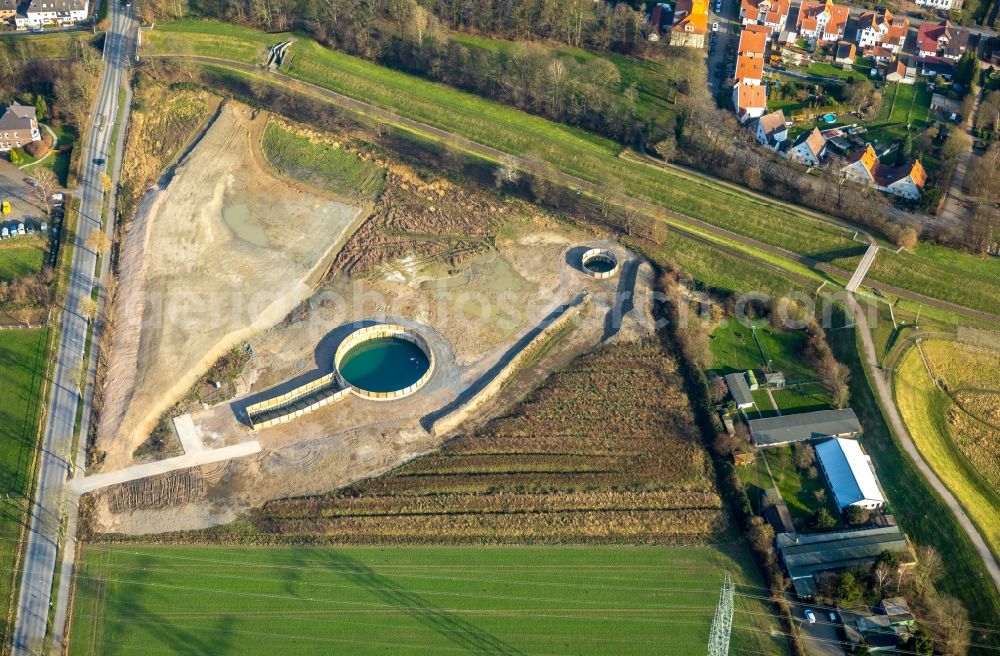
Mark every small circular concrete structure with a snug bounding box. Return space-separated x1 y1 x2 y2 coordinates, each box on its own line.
334 324 434 400
581 248 619 279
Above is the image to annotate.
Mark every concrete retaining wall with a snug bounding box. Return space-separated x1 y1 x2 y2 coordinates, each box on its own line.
430 297 588 437
581 248 618 279
334 324 435 401
249 385 349 430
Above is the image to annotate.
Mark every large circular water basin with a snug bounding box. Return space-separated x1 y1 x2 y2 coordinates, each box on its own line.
335 325 434 399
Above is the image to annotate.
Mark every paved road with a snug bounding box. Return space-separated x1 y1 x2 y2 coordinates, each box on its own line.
11 4 134 654
847 294 1000 597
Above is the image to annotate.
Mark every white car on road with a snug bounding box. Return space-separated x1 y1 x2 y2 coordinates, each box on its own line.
712 21 720 31
804 609 816 624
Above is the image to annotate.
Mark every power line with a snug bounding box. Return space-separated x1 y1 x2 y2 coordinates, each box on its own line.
707 572 735 656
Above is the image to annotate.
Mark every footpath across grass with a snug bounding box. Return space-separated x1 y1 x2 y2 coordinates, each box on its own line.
69 544 787 656
142 21 1000 317
0 328 50 645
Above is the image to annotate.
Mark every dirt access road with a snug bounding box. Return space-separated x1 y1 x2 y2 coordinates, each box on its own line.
149 54 1000 326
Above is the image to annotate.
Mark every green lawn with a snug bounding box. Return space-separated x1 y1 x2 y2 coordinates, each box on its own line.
805 62 867 82
0 328 49 645
69 544 788 656
261 123 384 199
758 446 840 530
0 237 46 281
709 320 816 383
142 21 1000 317
770 383 832 414
826 309 1000 639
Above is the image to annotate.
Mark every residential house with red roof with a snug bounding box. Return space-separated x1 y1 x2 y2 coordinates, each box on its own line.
796 0 849 44
916 20 969 61
740 0 790 33
856 9 908 55
840 144 926 199
735 54 765 85
733 85 768 123
671 0 709 48
738 24 770 56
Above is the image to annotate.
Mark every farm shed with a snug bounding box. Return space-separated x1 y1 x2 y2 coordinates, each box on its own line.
725 372 755 410
748 408 861 447
816 437 885 510
776 526 909 598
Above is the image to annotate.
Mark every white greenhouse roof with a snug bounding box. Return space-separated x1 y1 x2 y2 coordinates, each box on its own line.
816 438 885 509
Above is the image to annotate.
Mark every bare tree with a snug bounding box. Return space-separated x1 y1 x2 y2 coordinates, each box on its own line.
494 154 520 188
29 168 58 215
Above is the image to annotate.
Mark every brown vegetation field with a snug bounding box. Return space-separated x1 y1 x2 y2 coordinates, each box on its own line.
209 341 727 544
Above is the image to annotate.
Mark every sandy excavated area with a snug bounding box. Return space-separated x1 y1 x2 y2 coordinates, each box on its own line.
97 103 365 469
90 239 660 535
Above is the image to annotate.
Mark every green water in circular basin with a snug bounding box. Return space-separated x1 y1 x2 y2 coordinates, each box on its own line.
339 336 430 393
584 256 616 273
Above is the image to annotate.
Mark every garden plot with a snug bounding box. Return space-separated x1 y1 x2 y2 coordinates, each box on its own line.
96 103 366 470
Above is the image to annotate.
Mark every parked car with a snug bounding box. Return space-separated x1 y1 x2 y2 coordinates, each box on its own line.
804 610 816 624
40 222 48 233
51 193 64 206
828 612 838 623
1 227 9 239
17 223 25 236
712 21 719 31
30 26 43 33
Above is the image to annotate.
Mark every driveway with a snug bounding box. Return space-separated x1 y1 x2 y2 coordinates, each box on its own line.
0 160 44 218
792 602 846 656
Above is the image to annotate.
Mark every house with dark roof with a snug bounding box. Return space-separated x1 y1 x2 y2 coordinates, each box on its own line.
725 372 756 410
762 488 795 533
776 526 910 598
0 103 41 152
833 41 856 65
748 408 861 447
916 20 968 61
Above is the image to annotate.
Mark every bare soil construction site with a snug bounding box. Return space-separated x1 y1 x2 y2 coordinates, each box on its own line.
96 104 365 470
89 100 659 535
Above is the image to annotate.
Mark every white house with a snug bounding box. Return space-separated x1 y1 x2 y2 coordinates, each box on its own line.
855 9 908 54
816 438 886 511
876 160 927 200
733 84 767 123
786 128 826 167
796 0 849 44
756 110 787 148
15 0 88 28
915 0 962 11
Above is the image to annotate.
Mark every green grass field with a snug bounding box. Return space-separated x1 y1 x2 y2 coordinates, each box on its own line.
141 21 1000 317
0 239 46 281
261 123 384 199
69 544 788 656
0 328 49 644
738 445 840 530
709 319 816 383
